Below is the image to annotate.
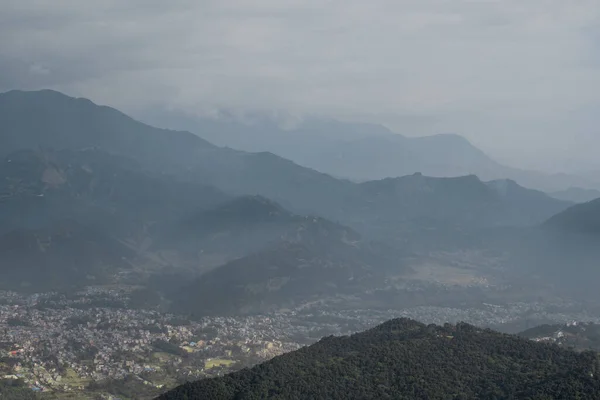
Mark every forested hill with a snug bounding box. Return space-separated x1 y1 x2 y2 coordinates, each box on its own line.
158 319 600 400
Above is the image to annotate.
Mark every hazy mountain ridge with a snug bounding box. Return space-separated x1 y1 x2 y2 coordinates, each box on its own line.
157 195 366 273
159 318 600 399
167 195 407 315
550 187 600 203
0 90 216 172
140 107 600 192
486 178 574 226
0 90 572 241
170 239 405 316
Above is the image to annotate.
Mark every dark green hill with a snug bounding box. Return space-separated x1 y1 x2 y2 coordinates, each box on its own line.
158 318 600 400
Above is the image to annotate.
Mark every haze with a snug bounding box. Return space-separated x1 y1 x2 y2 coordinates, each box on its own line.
2 0 600 172
4 2 600 397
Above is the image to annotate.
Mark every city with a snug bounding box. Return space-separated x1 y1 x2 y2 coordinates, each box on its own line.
2 287 599 398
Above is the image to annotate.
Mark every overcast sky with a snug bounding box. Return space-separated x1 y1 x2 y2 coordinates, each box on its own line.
2 0 599 172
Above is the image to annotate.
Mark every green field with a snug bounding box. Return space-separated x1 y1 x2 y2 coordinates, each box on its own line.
152 352 176 362
62 368 92 388
204 359 236 369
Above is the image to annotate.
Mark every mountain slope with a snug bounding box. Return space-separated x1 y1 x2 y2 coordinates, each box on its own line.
159 318 600 399
157 195 365 272
0 90 570 236
0 148 236 289
350 174 571 239
0 90 356 221
139 108 600 191
0 149 229 238
0 90 216 171
301 133 506 182
138 108 506 181
0 220 133 290
544 198 600 235
486 179 573 226
138 108 396 156
168 206 405 315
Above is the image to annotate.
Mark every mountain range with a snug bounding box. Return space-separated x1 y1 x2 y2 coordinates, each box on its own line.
159 318 600 399
0 90 573 234
1 89 598 309
140 107 600 192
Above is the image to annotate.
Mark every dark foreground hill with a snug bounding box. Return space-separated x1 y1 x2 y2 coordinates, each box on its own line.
159 318 600 400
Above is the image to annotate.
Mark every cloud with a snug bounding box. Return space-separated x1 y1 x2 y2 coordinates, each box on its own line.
29 64 50 75
1 0 599 171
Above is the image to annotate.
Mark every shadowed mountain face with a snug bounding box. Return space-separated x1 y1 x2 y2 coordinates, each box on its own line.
159 318 600 400
349 174 571 242
0 149 229 237
168 205 406 315
0 220 133 290
0 148 232 289
170 241 401 316
486 179 574 226
156 195 369 273
0 89 215 171
544 198 600 236
0 147 402 296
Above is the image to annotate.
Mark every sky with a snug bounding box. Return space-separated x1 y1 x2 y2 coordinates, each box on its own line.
1 0 600 172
